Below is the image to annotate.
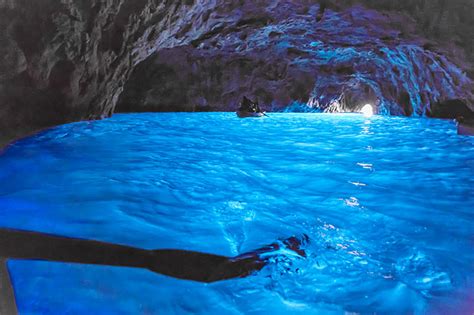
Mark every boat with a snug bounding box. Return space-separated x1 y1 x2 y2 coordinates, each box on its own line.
236 111 266 118
457 119 474 136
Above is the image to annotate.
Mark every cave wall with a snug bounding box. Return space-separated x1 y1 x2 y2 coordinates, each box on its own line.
0 0 206 147
117 1 474 116
1 0 473 147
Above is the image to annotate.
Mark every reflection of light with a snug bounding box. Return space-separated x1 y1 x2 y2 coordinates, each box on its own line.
344 197 360 207
360 104 373 117
348 181 367 187
357 162 373 170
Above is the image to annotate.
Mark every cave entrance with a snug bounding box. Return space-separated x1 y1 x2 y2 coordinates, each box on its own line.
340 81 379 114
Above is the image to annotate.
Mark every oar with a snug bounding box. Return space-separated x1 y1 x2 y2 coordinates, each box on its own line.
0 229 308 283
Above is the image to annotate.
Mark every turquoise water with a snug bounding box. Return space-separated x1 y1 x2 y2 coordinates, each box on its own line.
0 113 473 314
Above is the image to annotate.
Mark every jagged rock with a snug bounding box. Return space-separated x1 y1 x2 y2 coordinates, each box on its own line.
0 0 201 146
0 0 473 147
117 2 473 116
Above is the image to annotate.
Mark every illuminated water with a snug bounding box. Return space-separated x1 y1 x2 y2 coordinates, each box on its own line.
0 113 473 314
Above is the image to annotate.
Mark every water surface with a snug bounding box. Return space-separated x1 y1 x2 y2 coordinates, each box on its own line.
0 113 473 314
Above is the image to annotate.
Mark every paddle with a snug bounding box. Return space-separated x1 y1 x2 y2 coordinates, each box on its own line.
0 229 307 283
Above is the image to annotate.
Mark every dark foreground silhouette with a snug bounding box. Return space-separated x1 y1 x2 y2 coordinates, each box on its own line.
0 228 308 314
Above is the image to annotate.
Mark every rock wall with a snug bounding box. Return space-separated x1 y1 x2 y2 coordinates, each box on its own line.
0 0 203 147
1 0 473 147
117 1 474 116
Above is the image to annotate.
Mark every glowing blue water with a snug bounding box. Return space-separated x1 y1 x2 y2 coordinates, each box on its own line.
1 113 473 314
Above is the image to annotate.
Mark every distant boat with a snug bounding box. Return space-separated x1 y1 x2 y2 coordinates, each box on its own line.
457 119 474 136
236 111 266 118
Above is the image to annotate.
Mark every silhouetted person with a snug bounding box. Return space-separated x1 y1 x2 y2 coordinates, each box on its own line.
254 100 263 113
239 96 261 113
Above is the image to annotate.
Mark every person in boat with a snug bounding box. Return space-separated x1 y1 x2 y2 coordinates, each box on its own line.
456 115 474 136
239 96 261 113
254 101 263 113
0 228 308 313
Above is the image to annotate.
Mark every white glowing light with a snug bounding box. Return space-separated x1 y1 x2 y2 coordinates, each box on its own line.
360 104 374 117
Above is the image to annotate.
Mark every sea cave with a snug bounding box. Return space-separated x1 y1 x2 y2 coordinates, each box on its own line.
0 0 473 314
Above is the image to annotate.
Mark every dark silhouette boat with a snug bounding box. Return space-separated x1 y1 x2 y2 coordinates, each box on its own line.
237 96 266 118
457 118 474 136
456 116 474 136
236 111 266 118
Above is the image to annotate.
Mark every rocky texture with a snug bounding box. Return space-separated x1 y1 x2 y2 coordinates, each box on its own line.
1 0 473 147
0 0 204 147
117 1 474 116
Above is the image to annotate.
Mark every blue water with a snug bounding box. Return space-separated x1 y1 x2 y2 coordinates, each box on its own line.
0 113 473 314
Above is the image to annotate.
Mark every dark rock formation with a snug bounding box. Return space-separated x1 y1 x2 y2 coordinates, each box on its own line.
428 99 474 119
117 1 474 116
116 46 317 113
1 0 473 147
0 0 202 147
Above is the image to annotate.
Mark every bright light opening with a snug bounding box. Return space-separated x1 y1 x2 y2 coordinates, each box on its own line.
360 104 374 117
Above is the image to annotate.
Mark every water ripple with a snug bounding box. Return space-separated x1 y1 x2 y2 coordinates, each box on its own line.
1 113 473 314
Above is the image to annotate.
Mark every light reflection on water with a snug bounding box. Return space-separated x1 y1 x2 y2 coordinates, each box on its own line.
0 113 473 314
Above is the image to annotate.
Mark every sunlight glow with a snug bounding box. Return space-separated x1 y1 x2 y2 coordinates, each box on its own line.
360 104 374 117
